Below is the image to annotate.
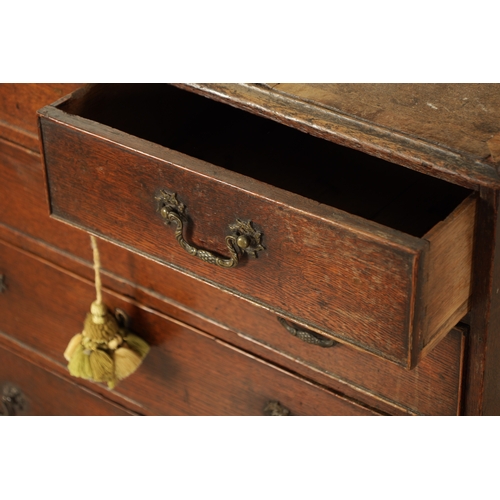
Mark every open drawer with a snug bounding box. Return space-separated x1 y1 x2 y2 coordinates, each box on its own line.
38 84 476 368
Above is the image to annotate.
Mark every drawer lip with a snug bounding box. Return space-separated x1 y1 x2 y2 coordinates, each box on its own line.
37 87 475 369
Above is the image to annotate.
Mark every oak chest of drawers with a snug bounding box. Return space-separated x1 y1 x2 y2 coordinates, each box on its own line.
2 83 500 415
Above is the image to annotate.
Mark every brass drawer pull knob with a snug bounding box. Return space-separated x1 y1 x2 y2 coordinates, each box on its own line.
277 317 339 348
263 401 291 416
0 384 26 416
156 190 264 268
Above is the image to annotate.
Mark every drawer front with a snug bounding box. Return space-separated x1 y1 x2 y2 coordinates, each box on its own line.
0 145 465 415
0 241 379 415
0 345 134 416
38 84 475 368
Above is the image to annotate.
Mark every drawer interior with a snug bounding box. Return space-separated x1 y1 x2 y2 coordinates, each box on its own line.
60 84 471 238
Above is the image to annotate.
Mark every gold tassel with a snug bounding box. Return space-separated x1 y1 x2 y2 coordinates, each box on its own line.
68 344 92 380
64 333 82 361
114 347 143 380
123 332 151 359
89 349 114 383
83 306 120 342
63 235 150 389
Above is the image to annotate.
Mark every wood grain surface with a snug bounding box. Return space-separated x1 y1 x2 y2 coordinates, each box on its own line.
0 240 380 416
0 84 81 151
270 84 500 162
419 196 476 358
0 83 483 414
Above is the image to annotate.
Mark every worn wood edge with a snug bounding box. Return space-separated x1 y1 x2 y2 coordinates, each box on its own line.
417 195 476 362
407 244 424 369
176 83 500 190
0 331 141 415
267 84 499 163
37 114 55 221
37 100 426 255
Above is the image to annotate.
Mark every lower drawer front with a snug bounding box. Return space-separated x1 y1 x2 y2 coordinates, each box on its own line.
0 241 378 415
0 345 133 416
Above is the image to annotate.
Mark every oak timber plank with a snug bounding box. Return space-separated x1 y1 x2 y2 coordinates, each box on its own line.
272 84 500 162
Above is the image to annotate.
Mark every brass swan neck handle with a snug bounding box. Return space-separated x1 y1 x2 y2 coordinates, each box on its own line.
156 190 264 269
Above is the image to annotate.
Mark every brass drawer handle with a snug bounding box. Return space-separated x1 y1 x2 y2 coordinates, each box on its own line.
156 190 264 268
263 401 291 416
0 384 26 416
277 317 339 348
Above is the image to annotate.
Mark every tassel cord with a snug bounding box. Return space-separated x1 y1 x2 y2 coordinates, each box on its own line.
90 235 102 305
